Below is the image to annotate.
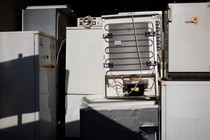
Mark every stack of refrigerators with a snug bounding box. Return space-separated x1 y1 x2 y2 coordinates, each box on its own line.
0 5 73 140
161 3 210 140
2 2 208 140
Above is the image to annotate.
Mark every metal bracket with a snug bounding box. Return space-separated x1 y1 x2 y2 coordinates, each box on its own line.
103 63 114 68
103 33 113 39
168 7 172 23
157 47 161 51
146 61 157 66
145 31 156 37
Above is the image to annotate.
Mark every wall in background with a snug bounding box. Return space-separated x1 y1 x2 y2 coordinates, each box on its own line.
0 0 28 31
0 0 208 31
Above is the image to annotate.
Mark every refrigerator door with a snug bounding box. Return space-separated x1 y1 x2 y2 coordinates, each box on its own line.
161 81 210 140
65 27 104 138
66 27 104 95
167 3 210 73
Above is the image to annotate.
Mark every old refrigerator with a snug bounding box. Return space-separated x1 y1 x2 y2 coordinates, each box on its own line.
65 27 104 137
164 3 210 79
101 11 162 98
0 31 57 140
22 5 73 137
161 81 210 140
22 5 73 42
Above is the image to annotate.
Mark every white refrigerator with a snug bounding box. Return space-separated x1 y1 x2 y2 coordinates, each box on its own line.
101 12 162 98
164 2 210 79
161 81 210 140
22 5 72 43
65 27 104 137
0 31 57 140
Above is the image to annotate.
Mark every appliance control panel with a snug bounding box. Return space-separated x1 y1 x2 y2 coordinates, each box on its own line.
39 35 56 67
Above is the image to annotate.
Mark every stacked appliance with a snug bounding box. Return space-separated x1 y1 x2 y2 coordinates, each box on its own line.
22 5 74 138
65 21 104 137
22 5 74 42
162 3 210 140
0 31 57 140
163 2 210 79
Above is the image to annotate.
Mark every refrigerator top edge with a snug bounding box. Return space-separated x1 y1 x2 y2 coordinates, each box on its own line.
26 5 69 10
82 95 158 108
22 7 75 17
0 31 57 39
161 80 210 86
66 27 102 30
168 2 210 6
102 11 162 19
118 11 162 15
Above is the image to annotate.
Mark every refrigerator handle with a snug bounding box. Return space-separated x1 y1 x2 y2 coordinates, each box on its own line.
167 7 172 23
65 95 68 113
